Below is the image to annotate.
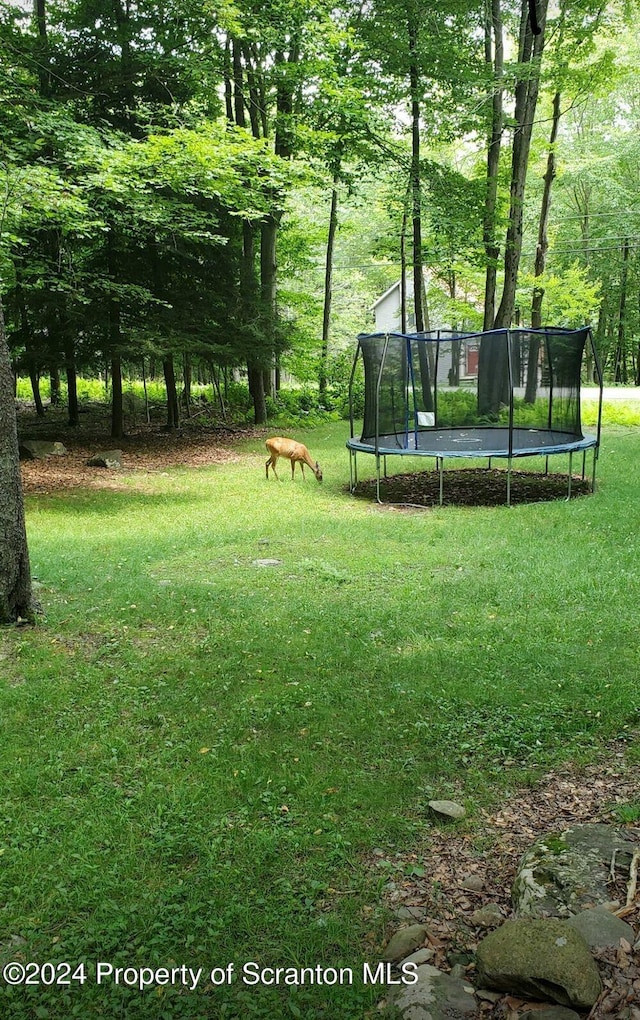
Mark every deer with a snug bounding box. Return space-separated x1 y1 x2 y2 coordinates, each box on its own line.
265 437 323 482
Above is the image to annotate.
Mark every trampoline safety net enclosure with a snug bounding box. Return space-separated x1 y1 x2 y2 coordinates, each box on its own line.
346 328 603 505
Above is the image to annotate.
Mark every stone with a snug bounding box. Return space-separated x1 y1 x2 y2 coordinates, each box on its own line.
565 905 636 948
382 924 430 964
388 964 476 1020
87 450 123 468
470 904 503 928
251 559 282 567
520 1010 582 1020
400 948 435 967
428 800 466 820
475 918 602 1008
512 823 639 919
395 905 428 922
461 874 484 892
19 439 67 460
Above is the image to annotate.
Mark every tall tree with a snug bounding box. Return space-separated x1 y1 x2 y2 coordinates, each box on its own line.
0 296 35 623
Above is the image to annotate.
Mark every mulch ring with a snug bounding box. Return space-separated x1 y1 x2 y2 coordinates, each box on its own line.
351 468 592 508
365 746 640 1019
19 424 260 494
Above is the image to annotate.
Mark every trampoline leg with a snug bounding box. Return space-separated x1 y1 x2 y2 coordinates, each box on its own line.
566 452 573 500
384 455 388 479
438 457 444 506
544 455 549 477
591 449 598 492
507 458 512 507
375 454 382 504
581 450 586 482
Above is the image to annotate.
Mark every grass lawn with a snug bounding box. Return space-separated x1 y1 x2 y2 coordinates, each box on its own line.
1 418 639 1018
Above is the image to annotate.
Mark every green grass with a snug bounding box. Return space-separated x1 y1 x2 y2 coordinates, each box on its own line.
1 421 640 1018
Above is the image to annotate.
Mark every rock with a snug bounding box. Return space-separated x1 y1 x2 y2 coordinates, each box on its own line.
251 559 282 567
428 800 466 820
87 450 123 469
512 823 639 918
388 964 476 1019
19 439 67 460
470 903 503 928
520 1010 582 1020
395 905 428 922
565 905 636 948
382 924 430 963
400 948 435 967
475 918 602 1008
461 874 484 892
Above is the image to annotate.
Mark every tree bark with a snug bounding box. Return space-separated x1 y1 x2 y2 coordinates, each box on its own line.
478 0 548 416
163 356 180 429
64 336 79 427
482 0 504 331
615 238 629 383
111 356 124 440
526 90 561 403
319 181 339 399
409 17 425 336
493 0 548 329
0 297 35 623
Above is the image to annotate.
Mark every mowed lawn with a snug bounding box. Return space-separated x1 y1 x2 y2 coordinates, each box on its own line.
1 419 639 1018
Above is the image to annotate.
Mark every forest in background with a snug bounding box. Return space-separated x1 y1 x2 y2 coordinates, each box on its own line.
1 0 639 436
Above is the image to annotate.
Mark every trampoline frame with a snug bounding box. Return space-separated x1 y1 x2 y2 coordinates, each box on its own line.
346 328 604 507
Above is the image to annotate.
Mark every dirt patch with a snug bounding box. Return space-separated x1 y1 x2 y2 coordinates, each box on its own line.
370 747 640 1018
352 468 592 508
18 407 261 494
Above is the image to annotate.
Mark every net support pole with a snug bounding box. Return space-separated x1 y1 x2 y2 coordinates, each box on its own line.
591 448 598 492
375 453 382 504
349 448 358 492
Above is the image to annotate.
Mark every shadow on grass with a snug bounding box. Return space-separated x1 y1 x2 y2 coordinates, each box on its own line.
26 487 203 518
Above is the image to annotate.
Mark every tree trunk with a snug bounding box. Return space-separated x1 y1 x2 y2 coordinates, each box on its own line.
482 0 504 331
64 337 79 427
615 238 629 384
111 355 124 440
493 0 548 329
400 205 408 333
479 0 548 416
0 297 35 623
526 89 561 403
409 19 425 335
16 284 45 417
50 364 61 406
182 352 192 414
163 356 180 429
319 181 339 399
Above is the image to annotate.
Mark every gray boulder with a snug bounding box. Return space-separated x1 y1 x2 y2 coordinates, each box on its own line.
19 440 67 460
512 823 638 918
428 800 466 820
87 450 123 468
388 963 477 1020
382 924 430 964
565 905 636 948
475 917 602 1008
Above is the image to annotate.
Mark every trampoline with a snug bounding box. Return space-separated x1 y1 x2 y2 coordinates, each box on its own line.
346 328 603 506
